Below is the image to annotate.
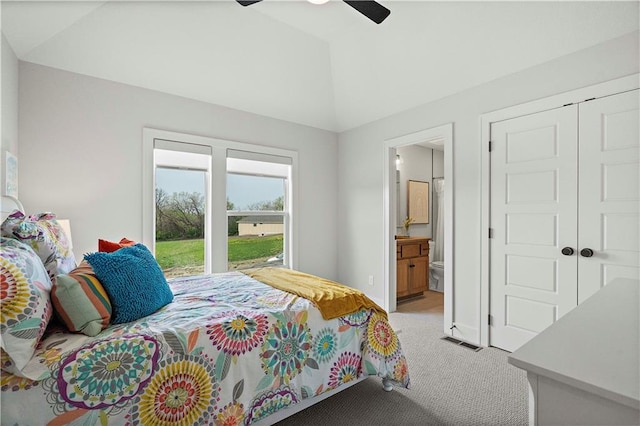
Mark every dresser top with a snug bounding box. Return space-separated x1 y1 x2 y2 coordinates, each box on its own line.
508 278 639 409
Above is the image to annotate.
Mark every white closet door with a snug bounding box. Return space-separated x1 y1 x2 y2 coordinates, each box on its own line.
578 90 640 303
489 106 578 352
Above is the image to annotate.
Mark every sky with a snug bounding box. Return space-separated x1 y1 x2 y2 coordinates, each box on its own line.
156 168 284 210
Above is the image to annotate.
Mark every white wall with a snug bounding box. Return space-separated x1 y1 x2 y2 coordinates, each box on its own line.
433 150 444 179
337 31 640 341
396 144 433 238
18 62 339 280
1 34 19 167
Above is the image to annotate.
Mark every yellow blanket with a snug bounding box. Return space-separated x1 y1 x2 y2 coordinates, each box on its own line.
242 267 388 321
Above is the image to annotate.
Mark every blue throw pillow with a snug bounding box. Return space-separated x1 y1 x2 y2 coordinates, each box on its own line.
84 244 173 324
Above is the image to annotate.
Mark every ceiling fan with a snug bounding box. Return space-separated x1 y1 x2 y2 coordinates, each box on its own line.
236 0 391 25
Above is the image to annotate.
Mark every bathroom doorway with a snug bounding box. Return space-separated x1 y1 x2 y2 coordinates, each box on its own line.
383 123 453 335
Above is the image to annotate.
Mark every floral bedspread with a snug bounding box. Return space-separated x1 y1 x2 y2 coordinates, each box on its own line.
1 271 410 425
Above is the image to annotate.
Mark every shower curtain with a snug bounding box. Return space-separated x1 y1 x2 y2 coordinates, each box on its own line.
434 178 445 261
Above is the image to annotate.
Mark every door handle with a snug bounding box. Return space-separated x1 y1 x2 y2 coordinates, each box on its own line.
561 247 574 256
580 248 594 258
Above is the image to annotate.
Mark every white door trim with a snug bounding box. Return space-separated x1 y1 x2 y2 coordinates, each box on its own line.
383 123 454 335
479 74 640 347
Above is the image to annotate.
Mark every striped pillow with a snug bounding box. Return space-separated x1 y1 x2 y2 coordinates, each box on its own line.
51 261 112 336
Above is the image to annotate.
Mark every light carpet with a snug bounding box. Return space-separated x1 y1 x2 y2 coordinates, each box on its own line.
276 302 528 425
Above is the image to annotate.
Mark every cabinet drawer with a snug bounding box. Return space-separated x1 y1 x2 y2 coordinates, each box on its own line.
399 243 421 259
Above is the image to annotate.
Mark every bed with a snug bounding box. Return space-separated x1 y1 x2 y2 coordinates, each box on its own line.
0 207 410 425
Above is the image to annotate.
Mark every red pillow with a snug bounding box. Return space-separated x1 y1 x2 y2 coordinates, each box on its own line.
98 238 136 253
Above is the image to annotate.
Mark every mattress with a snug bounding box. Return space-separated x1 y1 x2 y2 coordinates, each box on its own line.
0 270 410 425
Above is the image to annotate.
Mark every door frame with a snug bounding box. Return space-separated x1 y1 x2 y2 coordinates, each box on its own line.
383 123 453 335
479 74 639 347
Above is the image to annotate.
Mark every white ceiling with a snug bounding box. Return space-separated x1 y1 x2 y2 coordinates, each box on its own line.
2 1 638 132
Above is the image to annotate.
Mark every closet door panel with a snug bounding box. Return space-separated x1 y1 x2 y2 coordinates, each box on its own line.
489 106 579 352
578 90 640 303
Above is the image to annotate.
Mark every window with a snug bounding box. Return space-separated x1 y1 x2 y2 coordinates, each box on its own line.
143 129 297 275
152 143 212 278
155 167 207 277
227 154 291 270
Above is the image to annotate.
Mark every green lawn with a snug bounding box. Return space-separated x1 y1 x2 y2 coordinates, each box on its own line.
155 234 283 269
155 239 204 269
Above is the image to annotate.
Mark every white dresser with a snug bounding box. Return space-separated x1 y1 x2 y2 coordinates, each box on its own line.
508 278 639 425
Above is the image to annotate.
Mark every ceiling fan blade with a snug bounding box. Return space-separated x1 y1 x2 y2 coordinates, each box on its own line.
237 0 262 6
343 1 390 24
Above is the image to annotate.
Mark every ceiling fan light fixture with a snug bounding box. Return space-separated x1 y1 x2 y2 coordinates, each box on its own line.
236 0 390 24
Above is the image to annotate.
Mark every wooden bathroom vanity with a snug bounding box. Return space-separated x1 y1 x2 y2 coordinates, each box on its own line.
396 237 430 299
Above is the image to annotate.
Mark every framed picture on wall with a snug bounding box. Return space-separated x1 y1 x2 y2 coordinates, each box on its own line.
408 180 429 223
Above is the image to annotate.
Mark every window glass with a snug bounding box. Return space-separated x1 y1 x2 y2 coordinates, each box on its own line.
155 167 206 278
227 174 285 211
227 169 287 270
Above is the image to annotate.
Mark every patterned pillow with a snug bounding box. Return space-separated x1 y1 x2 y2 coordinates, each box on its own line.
85 244 173 324
1 211 76 285
51 261 112 337
0 237 53 378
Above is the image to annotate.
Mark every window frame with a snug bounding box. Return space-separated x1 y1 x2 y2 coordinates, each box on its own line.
142 128 298 273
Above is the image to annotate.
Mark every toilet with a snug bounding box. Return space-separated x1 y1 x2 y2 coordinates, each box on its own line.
428 240 444 293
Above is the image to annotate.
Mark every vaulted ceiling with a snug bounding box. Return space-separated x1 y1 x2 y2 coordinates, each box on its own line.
2 1 638 132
